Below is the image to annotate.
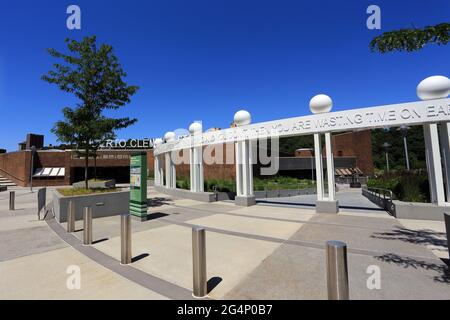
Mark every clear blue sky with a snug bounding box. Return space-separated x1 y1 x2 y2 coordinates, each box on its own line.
0 0 449 151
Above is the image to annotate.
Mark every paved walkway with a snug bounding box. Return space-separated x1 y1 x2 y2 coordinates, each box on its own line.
0 187 166 299
0 185 448 299
258 184 385 213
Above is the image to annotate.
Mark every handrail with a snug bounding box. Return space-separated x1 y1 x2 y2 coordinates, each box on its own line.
364 186 394 200
362 186 396 216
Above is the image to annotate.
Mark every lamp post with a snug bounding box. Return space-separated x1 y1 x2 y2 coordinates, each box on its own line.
382 142 391 174
30 145 36 192
397 125 411 171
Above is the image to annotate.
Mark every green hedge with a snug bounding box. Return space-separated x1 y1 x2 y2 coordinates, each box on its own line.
176 176 314 193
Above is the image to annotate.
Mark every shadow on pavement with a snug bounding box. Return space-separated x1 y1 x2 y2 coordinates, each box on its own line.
371 226 447 247
147 197 173 207
132 253 150 263
375 253 450 284
142 212 170 221
207 277 223 293
92 238 109 245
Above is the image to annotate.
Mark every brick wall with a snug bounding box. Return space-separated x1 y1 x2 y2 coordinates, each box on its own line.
0 151 31 186
332 130 374 175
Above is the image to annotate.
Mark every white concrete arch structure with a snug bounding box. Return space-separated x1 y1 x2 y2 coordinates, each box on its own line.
154 75 450 215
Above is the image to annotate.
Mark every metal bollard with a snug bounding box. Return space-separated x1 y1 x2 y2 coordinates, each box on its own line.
9 191 15 211
444 212 450 259
192 227 207 298
83 206 92 245
326 240 349 300
67 200 75 233
121 214 132 264
37 188 46 220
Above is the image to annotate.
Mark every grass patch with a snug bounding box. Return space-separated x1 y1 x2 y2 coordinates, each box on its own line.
57 188 119 196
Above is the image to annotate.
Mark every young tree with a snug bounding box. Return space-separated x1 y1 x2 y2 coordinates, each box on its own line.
43 36 139 188
370 23 450 53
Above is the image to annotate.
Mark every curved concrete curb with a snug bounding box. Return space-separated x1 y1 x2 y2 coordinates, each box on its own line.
46 218 196 300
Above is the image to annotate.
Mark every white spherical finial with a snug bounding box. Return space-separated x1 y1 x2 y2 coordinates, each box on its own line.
164 131 176 142
234 110 251 126
309 94 333 114
188 122 202 135
417 75 450 100
154 138 163 146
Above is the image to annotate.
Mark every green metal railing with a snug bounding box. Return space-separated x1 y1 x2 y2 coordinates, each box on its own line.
362 186 396 216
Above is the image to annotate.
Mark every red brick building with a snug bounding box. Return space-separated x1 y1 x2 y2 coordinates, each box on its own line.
0 130 373 187
0 149 155 187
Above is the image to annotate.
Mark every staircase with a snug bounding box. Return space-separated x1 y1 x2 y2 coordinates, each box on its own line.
0 174 16 188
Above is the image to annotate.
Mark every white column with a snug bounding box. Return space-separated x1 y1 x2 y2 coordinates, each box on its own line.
423 124 445 206
314 133 324 201
248 140 254 196
165 152 171 188
170 151 176 188
154 155 160 186
196 146 204 192
439 123 450 202
325 132 335 201
235 141 243 196
239 140 253 196
190 146 203 192
164 151 176 189
242 141 249 196
158 155 164 186
190 147 195 191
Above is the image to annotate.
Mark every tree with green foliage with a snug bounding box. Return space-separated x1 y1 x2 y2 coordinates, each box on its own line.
371 127 426 173
278 135 314 156
42 36 139 188
370 22 450 53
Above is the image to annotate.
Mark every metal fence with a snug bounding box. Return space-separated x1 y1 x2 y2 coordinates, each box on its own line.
362 186 396 216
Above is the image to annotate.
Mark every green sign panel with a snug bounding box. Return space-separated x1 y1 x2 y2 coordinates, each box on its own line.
129 152 147 218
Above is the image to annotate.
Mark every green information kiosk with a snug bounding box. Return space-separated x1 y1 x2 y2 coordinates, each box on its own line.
129 152 147 219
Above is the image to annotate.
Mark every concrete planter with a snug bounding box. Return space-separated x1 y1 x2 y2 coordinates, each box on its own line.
392 200 446 221
72 179 116 189
155 185 216 202
53 189 129 223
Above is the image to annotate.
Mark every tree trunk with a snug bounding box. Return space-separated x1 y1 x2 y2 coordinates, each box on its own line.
85 148 89 189
94 151 97 180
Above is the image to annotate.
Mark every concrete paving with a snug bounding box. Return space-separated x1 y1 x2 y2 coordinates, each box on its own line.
259 184 386 214
0 186 168 299
0 185 448 299
223 209 450 299
0 246 167 299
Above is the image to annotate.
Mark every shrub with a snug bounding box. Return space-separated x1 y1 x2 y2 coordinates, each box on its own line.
176 177 190 190
367 170 430 202
177 176 314 193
